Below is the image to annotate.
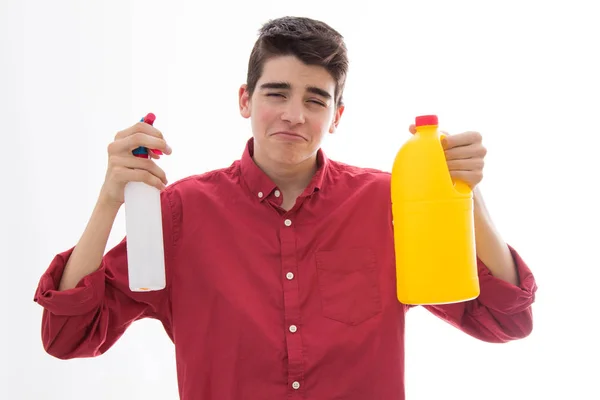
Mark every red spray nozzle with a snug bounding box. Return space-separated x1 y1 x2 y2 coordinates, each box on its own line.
144 113 156 125
143 113 162 154
133 112 162 157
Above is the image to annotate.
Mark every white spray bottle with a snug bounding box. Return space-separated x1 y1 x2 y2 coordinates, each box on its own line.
124 112 166 292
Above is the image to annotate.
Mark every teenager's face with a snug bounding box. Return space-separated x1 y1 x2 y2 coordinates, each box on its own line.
239 55 344 167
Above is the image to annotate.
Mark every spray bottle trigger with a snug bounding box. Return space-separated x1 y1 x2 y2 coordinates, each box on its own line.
133 113 161 156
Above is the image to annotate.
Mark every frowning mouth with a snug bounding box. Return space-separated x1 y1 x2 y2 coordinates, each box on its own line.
271 131 307 141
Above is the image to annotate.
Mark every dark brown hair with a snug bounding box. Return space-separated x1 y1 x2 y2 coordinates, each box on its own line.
246 16 349 107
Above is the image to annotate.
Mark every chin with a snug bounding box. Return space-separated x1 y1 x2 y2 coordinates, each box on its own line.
268 147 310 166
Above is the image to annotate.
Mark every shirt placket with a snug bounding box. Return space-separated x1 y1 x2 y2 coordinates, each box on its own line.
280 215 305 398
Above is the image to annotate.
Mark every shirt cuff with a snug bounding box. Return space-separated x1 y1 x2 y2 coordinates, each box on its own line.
475 244 538 314
33 247 106 316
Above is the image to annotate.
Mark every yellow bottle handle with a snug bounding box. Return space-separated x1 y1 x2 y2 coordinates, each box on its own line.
440 133 472 194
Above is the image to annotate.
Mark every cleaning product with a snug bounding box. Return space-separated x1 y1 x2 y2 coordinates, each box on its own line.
124 112 166 292
391 115 479 305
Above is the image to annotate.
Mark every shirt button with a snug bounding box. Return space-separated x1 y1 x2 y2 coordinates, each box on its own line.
284 219 292 226
274 190 281 197
258 192 263 198
286 272 294 280
292 381 300 390
289 325 297 333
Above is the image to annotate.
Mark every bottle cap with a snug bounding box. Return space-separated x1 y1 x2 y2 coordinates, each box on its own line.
415 115 438 127
133 113 161 157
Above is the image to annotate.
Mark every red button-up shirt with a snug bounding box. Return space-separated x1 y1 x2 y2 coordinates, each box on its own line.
34 138 537 400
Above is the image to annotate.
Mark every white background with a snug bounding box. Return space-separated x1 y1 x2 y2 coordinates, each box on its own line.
2 0 599 399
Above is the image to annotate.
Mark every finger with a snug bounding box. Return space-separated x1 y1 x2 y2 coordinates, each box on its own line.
446 158 484 171
114 155 168 184
444 143 486 161
449 170 482 187
438 130 450 149
112 166 166 191
109 133 172 156
129 168 167 191
114 121 164 141
443 131 482 149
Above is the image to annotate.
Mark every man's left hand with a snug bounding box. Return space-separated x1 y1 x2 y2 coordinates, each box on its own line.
409 124 487 189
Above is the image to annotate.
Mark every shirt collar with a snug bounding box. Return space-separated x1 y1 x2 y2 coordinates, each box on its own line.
239 137 329 202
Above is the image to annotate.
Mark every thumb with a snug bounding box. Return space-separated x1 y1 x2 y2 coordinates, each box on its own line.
408 124 416 135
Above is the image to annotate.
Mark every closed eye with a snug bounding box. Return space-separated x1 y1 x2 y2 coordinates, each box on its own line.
266 93 326 107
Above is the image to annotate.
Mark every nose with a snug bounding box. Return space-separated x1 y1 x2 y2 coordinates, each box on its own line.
281 99 305 125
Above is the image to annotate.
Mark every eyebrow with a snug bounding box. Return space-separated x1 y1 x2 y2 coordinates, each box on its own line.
259 82 332 100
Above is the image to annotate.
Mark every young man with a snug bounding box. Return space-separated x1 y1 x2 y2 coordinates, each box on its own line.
33 16 537 400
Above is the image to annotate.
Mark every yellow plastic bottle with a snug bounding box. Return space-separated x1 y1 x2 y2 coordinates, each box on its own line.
391 115 480 305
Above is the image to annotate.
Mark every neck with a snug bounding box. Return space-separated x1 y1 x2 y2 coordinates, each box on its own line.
416 126 438 136
253 152 318 195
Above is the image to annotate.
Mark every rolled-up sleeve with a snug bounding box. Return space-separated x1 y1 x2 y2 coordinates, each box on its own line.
32 189 176 359
34 247 106 316
422 244 538 343
473 244 537 314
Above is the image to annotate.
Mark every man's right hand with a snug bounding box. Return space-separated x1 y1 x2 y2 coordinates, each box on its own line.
99 121 172 209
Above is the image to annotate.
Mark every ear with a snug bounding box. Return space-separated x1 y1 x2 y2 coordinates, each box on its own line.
329 104 345 134
239 84 251 119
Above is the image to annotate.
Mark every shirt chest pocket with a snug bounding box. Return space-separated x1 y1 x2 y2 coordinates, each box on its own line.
315 248 382 326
